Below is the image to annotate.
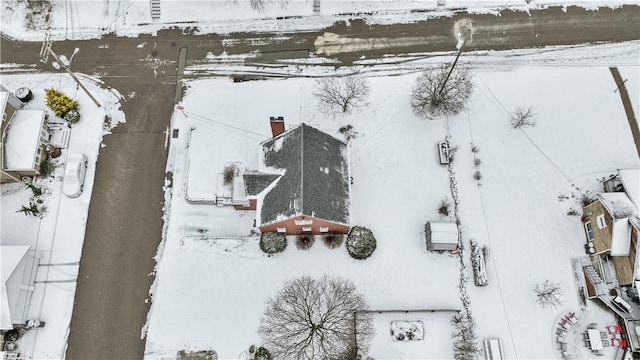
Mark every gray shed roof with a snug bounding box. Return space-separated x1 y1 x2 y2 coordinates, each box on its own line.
259 123 349 225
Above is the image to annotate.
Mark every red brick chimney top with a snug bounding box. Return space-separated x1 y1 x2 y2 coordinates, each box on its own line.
270 116 285 138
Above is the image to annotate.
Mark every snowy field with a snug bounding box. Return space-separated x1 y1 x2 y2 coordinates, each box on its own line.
1 0 638 40
0 73 124 359
145 41 640 359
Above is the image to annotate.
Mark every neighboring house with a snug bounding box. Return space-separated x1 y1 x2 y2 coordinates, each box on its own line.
583 169 640 287
0 246 40 331
233 118 351 235
581 169 640 353
1 88 49 184
584 192 640 286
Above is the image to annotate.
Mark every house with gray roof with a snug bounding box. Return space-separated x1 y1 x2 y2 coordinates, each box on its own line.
240 121 351 235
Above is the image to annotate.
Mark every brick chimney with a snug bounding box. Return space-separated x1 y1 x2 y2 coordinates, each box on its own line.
270 116 285 138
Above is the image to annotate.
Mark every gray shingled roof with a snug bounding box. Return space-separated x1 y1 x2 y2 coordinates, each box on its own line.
260 124 349 225
243 172 281 196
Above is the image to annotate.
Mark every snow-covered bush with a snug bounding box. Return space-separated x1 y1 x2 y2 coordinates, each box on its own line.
260 232 287 254
39 158 55 178
346 226 377 260
451 312 480 360
64 109 81 124
322 234 344 249
223 164 236 186
295 235 314 250
249 345 272 360
438 198 451 216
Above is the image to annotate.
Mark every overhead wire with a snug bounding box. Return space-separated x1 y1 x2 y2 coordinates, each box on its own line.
474 73 585 194
181 110 271 141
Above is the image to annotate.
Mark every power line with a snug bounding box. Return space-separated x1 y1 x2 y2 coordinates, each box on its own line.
474 73 584 194
182 110 270 140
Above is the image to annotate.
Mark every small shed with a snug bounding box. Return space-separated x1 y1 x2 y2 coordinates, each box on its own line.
425 221 458 251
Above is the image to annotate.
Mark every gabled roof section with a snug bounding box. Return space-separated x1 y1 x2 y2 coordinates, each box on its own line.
428 222 459 245
243 172 281 196
611 218 632 256
598 193 639 219
1 245 29 330
0 92 8 120
4 110 46 170
259 123 349 225
619 169 640 208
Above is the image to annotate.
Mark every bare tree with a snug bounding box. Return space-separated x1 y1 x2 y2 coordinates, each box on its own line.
249 0 289 12
411 64 473 119
314 75 371 113
535 279 563 308
258 275 374 359
510 105 536 129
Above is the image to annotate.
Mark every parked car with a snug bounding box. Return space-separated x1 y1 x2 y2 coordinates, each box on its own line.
63 153 88 198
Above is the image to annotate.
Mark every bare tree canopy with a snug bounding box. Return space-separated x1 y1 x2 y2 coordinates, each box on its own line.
249 0 289 11
535 279 563 308
314 75 371 113
510 105 537 129
411 64 473 119
258 275 374 360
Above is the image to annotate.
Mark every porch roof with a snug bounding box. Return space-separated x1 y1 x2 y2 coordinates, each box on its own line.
4 109 46 170
1 245 29 330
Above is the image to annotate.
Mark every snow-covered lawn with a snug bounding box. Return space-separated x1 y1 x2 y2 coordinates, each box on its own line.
146 75 463 359
0 73 124 359
146 42 639 359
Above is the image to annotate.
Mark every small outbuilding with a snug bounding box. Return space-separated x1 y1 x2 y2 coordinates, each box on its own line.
425 221 458 251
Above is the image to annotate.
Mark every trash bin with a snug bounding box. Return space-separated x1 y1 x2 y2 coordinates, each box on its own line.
15 87 33 102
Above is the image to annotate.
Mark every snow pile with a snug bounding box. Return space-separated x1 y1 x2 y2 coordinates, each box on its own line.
1 0 638 40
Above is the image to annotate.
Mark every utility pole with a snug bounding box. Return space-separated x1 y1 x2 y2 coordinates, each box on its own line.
438 39 465 96
39 34 101 107
438 23 471 95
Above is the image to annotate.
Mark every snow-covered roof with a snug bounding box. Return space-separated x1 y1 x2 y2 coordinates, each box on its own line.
4 109 46 170
258 123 350 226
243 172 281 196
428 222 458 244
619 169 640 208
1 245 29 330
610 219 632 256
598 192 639 219
0 92 8 119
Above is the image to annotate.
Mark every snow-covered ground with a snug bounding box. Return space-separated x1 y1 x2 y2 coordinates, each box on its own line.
1 1 638 358
145 41 639 359
0 73 124 359
0 0 637 40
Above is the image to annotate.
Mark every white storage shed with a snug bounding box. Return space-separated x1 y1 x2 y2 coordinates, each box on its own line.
425 221 458 251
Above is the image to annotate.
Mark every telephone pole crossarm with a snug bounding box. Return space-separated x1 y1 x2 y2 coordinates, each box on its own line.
39 36 101 108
